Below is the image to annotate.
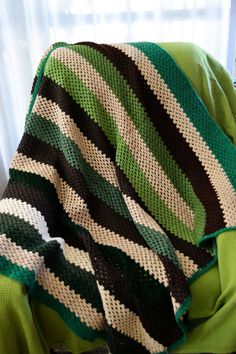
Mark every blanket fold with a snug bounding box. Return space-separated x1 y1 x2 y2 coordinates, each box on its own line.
1 42 236 354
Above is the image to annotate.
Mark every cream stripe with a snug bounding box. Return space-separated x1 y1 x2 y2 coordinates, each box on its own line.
123 194 166 234
98 284 165 353
64 245 94 274
51 47 194 230
0 198 63 245
170 293 181 314
33 95 167 232
0 235 104 330
11 153 170 288
0 198 93 275
33 95 119 188
175 250 198 278
32 95 196 276
113 43 236 227
0 233 43 272
123 194 198 278
38 266 105 329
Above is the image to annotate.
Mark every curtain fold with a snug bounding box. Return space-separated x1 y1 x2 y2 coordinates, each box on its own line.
0 0 232 193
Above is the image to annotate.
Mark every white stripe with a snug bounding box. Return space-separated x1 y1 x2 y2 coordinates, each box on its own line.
33 95 197 277
98 284 165 353
33 95 119 188
0 198 63 245
112 43 236 227
51 47 194 230
0 235 104 330
0 233 43 272
0 198 93 275
63 244 94 274
123 194 198 278
38 266 105 329
11 152 170 287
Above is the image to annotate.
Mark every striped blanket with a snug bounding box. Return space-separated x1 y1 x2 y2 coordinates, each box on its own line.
1 42 236 354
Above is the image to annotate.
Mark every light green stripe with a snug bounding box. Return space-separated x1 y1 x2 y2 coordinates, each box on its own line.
67 44 204 217
25 112 196 253
116 138 197 243
43 56 198 242
44 55 118 148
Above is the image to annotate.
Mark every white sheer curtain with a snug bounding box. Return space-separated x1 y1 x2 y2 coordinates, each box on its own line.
0 0 232 195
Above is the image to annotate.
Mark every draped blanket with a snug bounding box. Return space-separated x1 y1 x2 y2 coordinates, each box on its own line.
1 42 236 354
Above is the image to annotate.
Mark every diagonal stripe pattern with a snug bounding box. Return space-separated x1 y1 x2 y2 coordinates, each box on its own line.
1 41 236 353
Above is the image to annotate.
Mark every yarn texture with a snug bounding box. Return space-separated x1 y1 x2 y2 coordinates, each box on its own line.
1 42 236 354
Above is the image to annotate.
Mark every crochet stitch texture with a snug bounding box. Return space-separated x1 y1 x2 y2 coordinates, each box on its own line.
1 42 236 354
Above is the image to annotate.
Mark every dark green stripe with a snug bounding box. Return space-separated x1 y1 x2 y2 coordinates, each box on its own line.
25 112 196 253
42 57 196 241
0 256 35 289
0 212 103 312
25 113 129 221
32 284 105 342
132 42 236 191
69 43 202 216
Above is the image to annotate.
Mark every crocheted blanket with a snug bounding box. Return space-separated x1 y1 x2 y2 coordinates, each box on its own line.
1 42 236 354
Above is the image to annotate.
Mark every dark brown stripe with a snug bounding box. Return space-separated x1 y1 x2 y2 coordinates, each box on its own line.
37 76 150 209
4 182 63 240
2 189 103 312
34 70 212 268
38 76 115 161
16 133 149 249
28 77 209 265
85 42 225 235
106 327 151 354
85 233 182 346
167 228 213 268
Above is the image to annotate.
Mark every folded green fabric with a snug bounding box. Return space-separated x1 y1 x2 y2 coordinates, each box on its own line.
173 230 236 353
